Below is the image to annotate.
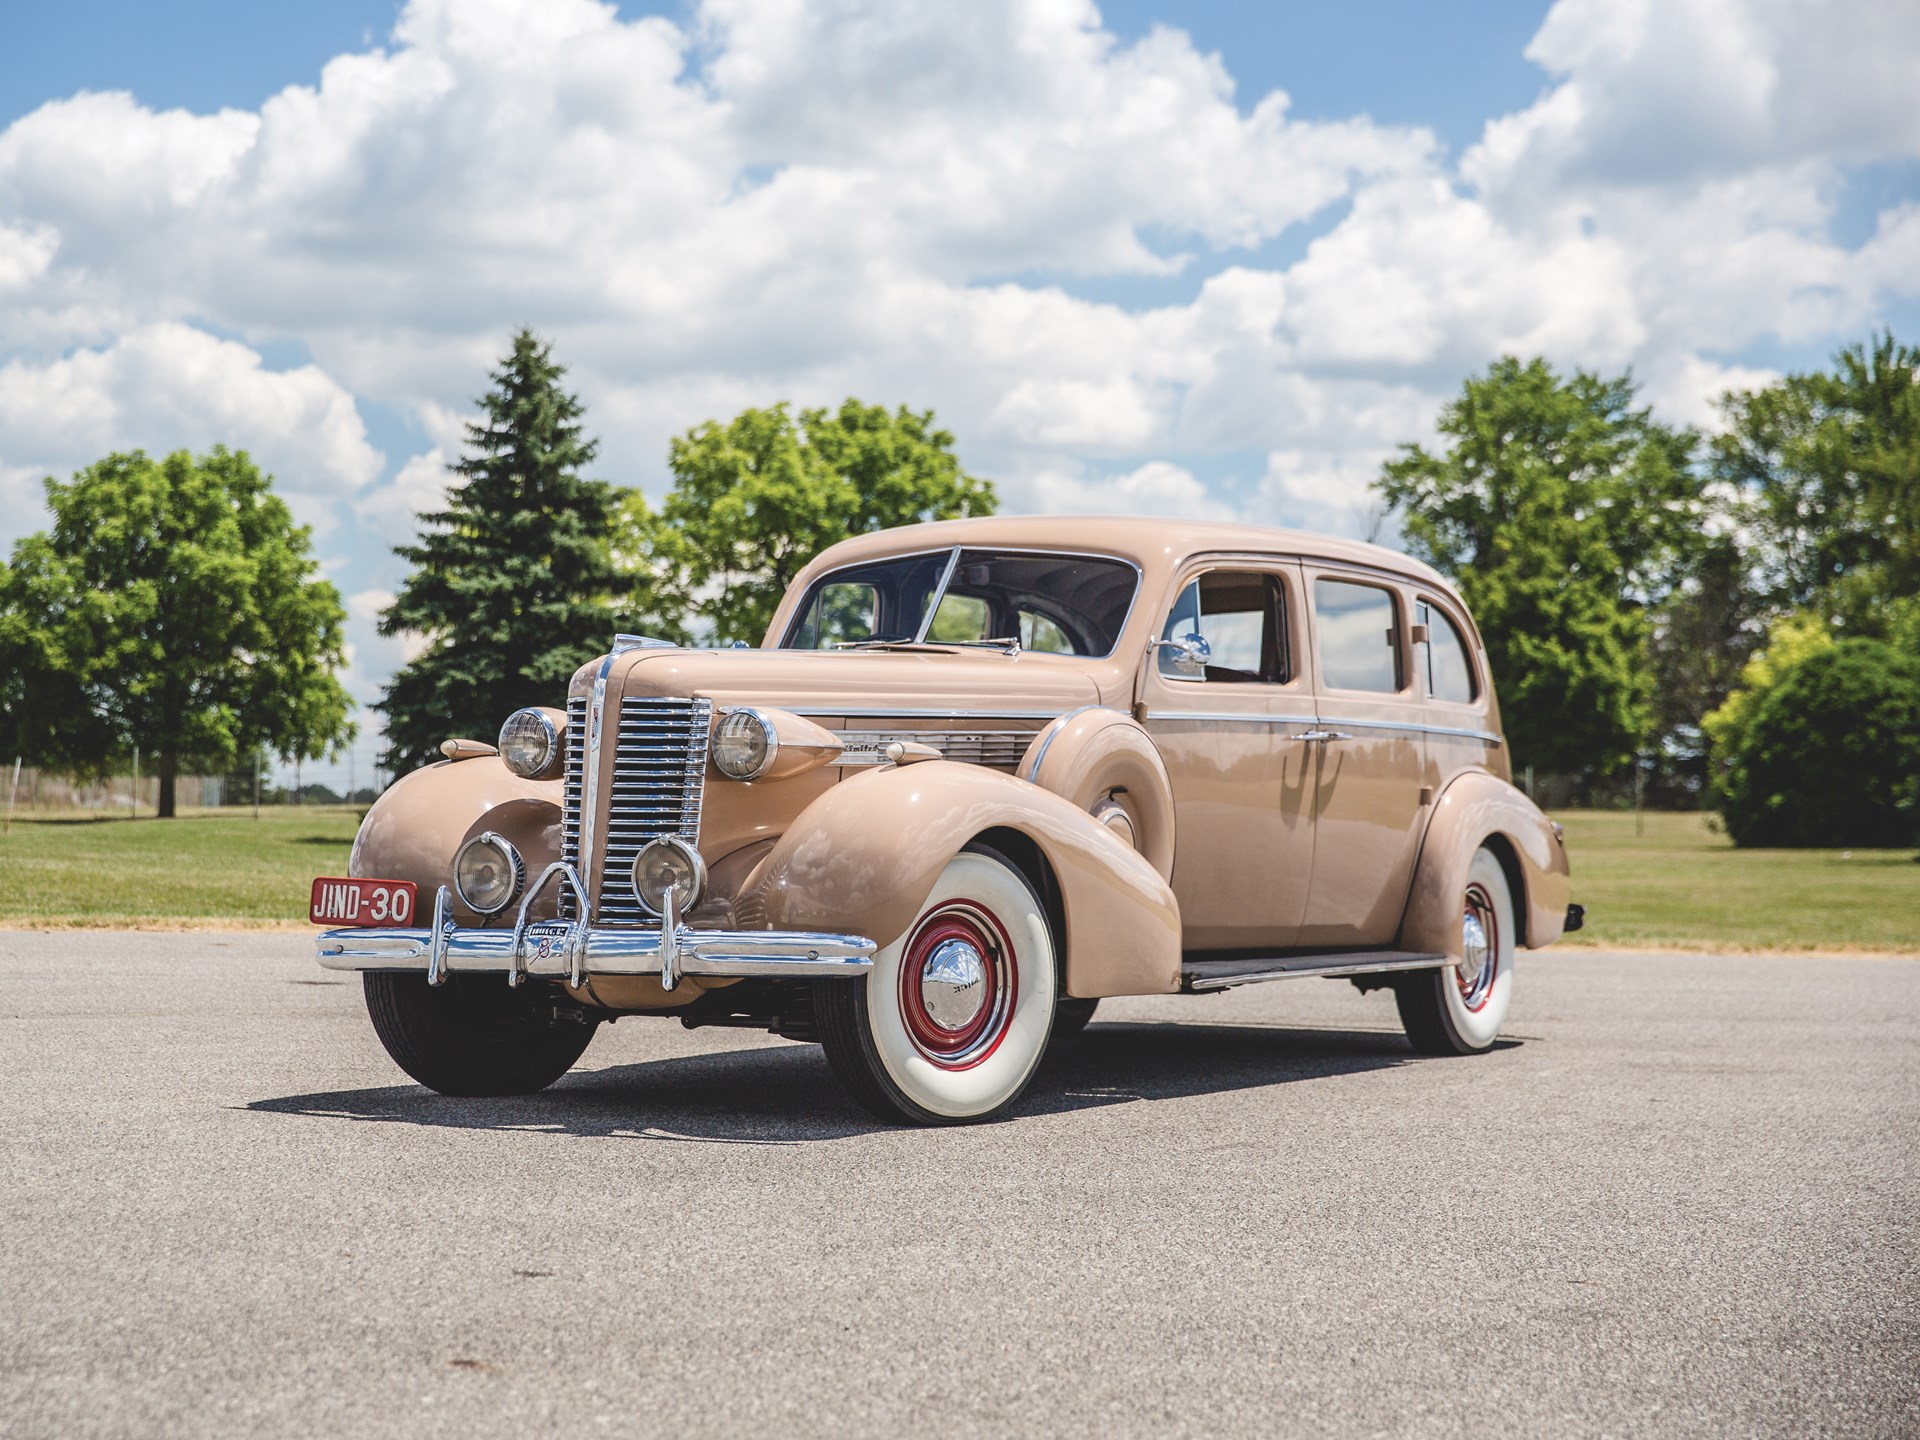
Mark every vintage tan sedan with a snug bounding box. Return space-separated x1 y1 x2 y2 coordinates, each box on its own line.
313 517 1578 1124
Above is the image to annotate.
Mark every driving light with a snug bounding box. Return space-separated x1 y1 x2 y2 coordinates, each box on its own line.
498 708 563 780
631 836 706 916
712 708 778 780
454 831 525 915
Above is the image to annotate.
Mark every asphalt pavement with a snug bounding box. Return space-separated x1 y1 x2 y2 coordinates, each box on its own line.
2 931 1916 1439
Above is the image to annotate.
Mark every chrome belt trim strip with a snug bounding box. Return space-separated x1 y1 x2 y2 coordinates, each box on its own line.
794 707 1067 721
1147 713 1502 744
316 923 877 980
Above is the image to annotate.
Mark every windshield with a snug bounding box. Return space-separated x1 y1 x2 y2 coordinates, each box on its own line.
783 548 1140 657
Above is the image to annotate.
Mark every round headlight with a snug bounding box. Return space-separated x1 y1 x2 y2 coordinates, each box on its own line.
712 708 778 780
630 837 706 916
498 708 562 780
454 831 525 915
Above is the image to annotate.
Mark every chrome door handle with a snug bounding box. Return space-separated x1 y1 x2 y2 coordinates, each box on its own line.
1294 729 1352 744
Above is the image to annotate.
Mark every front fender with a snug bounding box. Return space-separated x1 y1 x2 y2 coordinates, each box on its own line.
1398 771 1571 957
349 759 563 925
740 761 1182 998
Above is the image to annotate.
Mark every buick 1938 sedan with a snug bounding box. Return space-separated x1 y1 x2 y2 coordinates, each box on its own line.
312 517 1579 1124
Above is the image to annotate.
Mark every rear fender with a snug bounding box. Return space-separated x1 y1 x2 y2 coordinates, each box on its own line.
1398 771 1571 957
740 761 1182 997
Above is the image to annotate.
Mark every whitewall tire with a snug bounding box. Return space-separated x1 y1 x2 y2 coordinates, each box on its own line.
1394 846 1516 1055
816 846 1057 1124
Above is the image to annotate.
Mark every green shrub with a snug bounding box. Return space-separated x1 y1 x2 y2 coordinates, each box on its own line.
1719 639 1920 847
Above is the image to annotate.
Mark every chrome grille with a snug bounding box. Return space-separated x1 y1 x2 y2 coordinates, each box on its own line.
561 695 710 927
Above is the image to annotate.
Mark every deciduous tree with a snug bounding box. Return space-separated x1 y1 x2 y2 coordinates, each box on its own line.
1712 332 1920 634
633 400 994 644
1375 357 1704 779
0 448 352 817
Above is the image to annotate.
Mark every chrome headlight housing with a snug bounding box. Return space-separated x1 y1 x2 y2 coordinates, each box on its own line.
712 708 778 781
453 831 525 915
498 707 563 780
631 836 706 916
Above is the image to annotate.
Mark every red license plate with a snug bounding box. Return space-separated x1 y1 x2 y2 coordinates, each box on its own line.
310 876 418 927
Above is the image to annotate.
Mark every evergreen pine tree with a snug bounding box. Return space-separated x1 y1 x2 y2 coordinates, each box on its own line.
376 329 631 772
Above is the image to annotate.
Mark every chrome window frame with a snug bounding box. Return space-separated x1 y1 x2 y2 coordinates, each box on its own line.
780 545 1145 660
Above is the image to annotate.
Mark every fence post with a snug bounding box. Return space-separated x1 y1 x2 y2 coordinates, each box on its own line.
131 748 139 820
5 757 19 836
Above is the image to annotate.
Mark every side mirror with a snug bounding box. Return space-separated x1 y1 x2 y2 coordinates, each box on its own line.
1152 632 1211 677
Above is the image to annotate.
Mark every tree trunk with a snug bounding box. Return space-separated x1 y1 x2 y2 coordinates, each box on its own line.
158 756 177 819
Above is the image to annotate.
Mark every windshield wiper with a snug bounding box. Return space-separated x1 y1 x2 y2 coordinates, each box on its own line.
829 638 953 652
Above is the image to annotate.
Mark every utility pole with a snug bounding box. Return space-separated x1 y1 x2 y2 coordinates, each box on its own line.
253 753 260 820
131 748 139 820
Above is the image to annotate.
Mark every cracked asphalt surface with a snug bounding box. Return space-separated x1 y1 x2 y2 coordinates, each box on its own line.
2 931 1916 1438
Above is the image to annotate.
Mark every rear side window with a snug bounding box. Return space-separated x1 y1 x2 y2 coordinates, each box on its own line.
1315 579 1401 693
1417 600 1478 703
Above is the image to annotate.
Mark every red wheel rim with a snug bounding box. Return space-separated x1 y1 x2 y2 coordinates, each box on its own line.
896 901 1018 1070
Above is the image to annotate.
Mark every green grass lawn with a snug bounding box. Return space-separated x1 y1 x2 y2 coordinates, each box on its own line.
1557 809 1919 953
0 803 1914 952
0 806 359 927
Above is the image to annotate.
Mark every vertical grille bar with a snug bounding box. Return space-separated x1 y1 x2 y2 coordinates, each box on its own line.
558 695 588 920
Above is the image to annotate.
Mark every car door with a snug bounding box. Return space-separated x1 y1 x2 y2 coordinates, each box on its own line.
1298 566 1431 947
1136 560 1318 952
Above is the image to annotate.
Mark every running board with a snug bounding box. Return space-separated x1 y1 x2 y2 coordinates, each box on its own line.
1181 951 1448 993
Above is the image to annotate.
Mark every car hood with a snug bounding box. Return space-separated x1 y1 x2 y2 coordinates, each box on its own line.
572 644 1103 719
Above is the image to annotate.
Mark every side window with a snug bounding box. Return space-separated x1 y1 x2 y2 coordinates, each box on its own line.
1158 571 1289 683
1416 599 1478 703
1315 579 1401 693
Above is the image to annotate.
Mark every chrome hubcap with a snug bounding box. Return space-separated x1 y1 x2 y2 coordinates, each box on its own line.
919 937 989 1031
1459 909 1490 991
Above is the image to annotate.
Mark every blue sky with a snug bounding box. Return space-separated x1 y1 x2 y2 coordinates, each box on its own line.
2 0 1915 788
0 1 1554 152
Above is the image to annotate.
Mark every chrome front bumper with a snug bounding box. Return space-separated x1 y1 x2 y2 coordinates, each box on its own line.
314 864 874 992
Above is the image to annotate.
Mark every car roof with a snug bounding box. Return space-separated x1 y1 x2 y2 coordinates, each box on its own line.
806 514 1459 596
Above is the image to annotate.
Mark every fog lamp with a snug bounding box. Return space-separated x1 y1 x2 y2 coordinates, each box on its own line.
498 708 563 780
712 708 777 780
631 837 706 916
454 831 525 915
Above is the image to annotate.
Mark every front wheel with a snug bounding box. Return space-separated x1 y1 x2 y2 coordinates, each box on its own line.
816 846 1057 1124
1394 846 1516 1055
363 972 600 1096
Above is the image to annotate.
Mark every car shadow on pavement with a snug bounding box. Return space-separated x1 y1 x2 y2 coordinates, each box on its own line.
245 1020 1503 1145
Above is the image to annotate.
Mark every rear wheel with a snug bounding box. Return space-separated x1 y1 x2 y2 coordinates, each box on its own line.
363 972 599 1096
1394 846 1515 1055
816 846 1057 1124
